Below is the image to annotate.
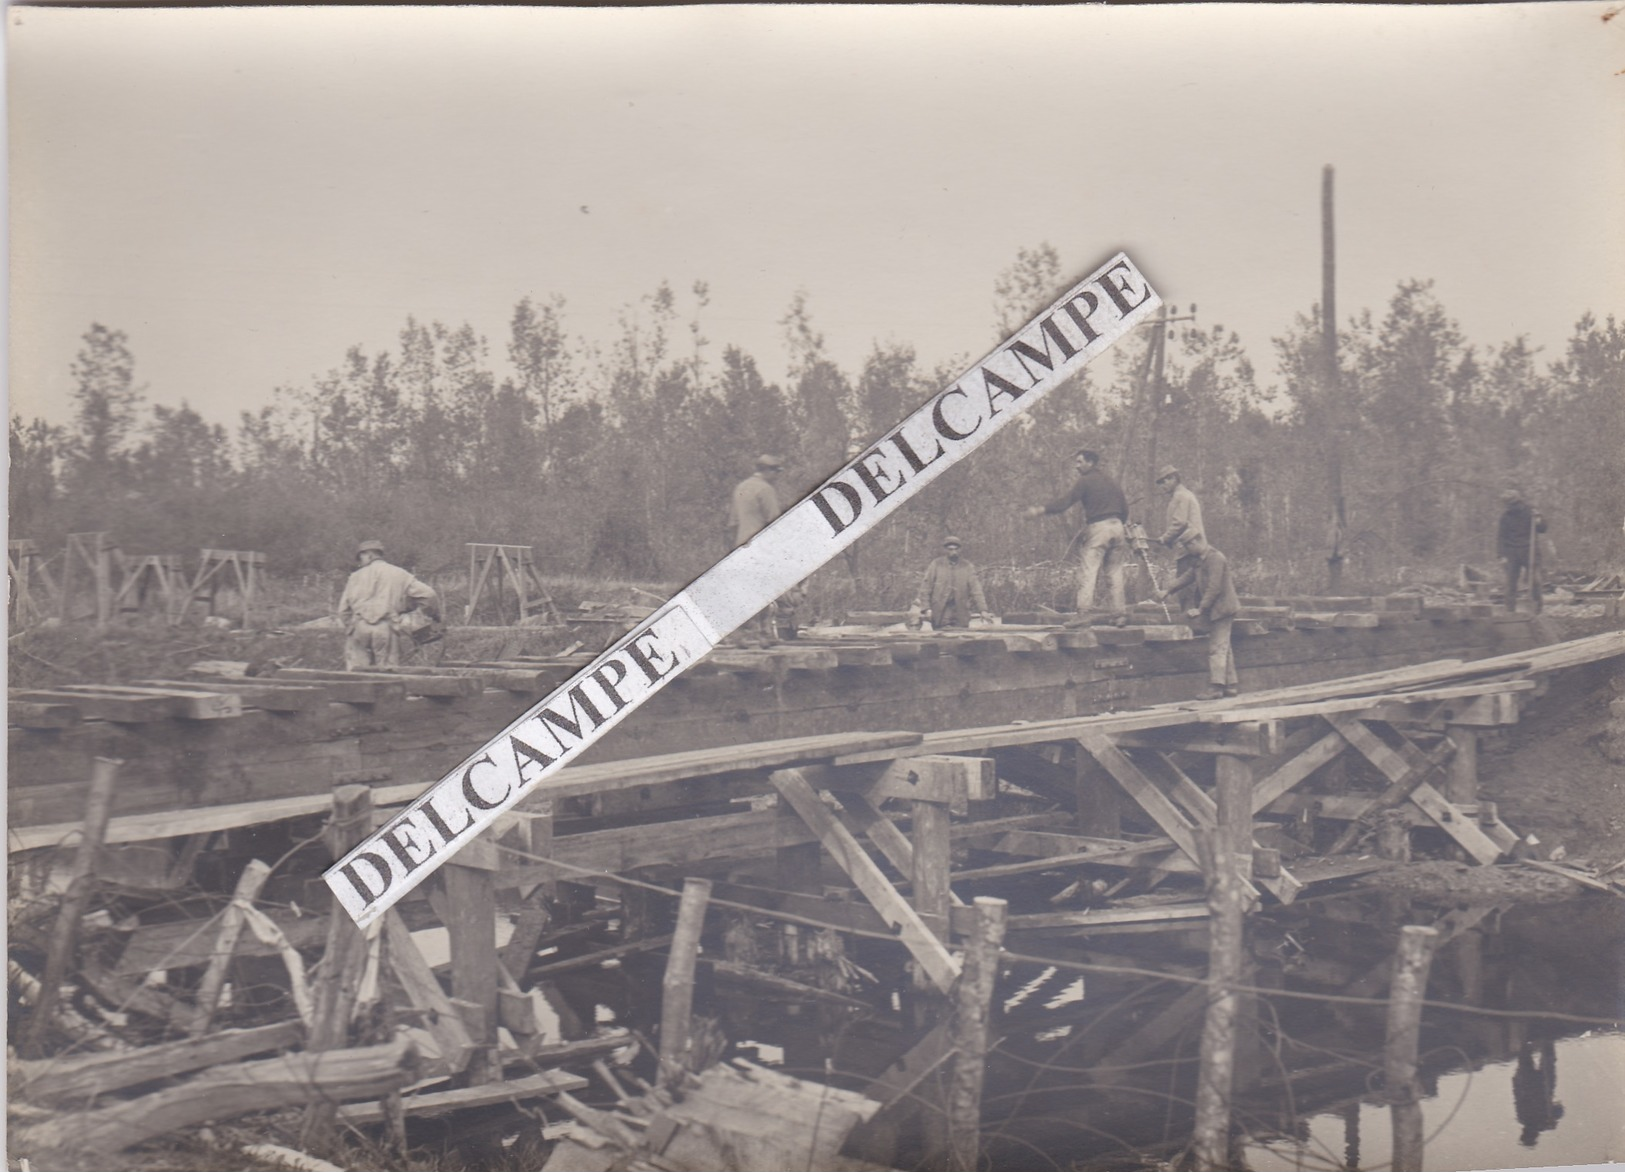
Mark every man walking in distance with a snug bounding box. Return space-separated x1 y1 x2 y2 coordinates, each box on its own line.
1497 487 1546 614
1155 464 1205 610
1024 449 1130 626
1155 534 1240 699
339 539 440 670
910 536 991 630
727 455 785 643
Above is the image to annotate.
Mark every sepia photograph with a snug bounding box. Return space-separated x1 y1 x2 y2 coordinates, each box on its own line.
7 5 1625 1171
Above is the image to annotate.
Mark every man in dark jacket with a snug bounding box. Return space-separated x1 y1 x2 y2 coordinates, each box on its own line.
1024 449 1130 625
911 536 990 630
1497 488 1546 614
1155 534 1240 699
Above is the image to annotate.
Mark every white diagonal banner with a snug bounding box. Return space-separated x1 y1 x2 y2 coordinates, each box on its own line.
326 252 1161 926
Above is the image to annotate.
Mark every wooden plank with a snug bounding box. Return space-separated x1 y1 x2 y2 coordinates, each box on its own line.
263 670 407 704
11 689 176 724
1075 732 1201 865
135 679 328 712
1114 721 1283 756
1406 781 1506 864
56 684 243 720
770 768 959 993
528 934 676 978
382 910 475 1074
1007 902 1209 931
14 1020 305 1108
9 700 81 729
273 668 483 698
338 1069 587 1123
445 860 501 1082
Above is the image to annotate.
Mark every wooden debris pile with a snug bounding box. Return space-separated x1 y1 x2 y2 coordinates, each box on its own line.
543 1059 890 1172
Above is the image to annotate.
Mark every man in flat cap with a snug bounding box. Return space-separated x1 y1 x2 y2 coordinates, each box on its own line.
338 539 439 670
726 455 787 643
911 536 991 630
727 454 785 552
1497 486 1547 614
1155 464 1206 610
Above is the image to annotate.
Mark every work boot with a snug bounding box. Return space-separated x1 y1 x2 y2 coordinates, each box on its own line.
1197 686 1225 701
1223 684 1240 698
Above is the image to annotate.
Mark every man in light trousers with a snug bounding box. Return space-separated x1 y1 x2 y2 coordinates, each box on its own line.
1025 449 1130 626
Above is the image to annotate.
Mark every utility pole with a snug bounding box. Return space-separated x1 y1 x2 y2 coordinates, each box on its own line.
1323 165 1347 592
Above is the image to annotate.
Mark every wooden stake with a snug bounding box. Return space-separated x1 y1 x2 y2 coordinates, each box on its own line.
658 877 712 1085
301 784 374 1144
947 897 1007 1172
912 796 953 949
1386 925 1439 1172
446 857 501 1084
1191 827 1246 1172
192 858 273 1035
1444 727 1478 804
1215 756 1254 883
21 756 121 1057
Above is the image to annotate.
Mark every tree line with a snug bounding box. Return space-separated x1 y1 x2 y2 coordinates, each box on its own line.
11 246 1623 604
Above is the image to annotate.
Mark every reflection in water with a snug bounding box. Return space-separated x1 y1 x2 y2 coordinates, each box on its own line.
1513 1040 1564 1147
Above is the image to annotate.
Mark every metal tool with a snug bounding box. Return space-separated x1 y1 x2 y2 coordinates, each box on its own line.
1125 521 1172 621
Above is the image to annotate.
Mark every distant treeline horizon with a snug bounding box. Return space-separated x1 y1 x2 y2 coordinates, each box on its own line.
10 244 1623 595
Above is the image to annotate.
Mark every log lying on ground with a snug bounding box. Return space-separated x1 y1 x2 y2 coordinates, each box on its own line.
12 1036 419 1158
13 1019 305 1108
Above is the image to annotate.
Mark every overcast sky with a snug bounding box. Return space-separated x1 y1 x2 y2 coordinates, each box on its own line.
9 3 1622 429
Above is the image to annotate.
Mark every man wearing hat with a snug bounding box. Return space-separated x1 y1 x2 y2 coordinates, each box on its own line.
911 536 991 630
1155 464 1206 610
1497 486 1546 614
1154 533 1241 699
728 455 784 550
338 539 440 670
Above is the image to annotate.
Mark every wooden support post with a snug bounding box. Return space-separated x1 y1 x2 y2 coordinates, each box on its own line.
947 897 1007 1172
1386 925 1440 1172
658 877 712 1085
20 756 121 1057
1074 741 1121 837
1444 727 1479 805
446 858 501 1084
301 785 375 1145
912 797 953 947
1191 827 1246 1172
1215 756 1254 884
192 858 273 1035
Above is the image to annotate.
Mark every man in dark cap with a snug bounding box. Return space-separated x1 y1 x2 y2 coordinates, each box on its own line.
338 539 439 670
911 536 991 630
1497 487 1546 614
1024 449 1130 625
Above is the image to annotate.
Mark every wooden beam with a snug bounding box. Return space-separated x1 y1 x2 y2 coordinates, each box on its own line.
770 769 959 993
1114 722 1283 757
1250 730 1349 814
382 910 474 1074
1006 902 1209 931
338 1069 587 1124
1075 732 1201 865
445 860 501 1083
658 878 712 1083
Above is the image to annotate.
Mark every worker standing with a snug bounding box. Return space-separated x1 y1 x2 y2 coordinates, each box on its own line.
1155 534 1240 699
1155 464 1205 610
1497 487 1546 614
1024 448 1130 626
338 539 439 670
727 455 786 643
910 536 990 630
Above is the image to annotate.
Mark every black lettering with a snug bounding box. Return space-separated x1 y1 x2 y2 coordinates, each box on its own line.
509 733 557 783
932 387 980 442
590 658 631 712
810 480 865 536
1006 314 1080 385
338 851 393 907
380 818 430 877
1062 290 1103 345
625 630 681 687
1098 260 1151 316
419 795 472 845
852 449 906 505
461 752 509 810
537 685 607 749
981 367 1027 417
890 427 944 474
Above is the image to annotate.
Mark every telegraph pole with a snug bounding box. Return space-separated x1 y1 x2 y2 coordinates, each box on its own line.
1323 165 1347 591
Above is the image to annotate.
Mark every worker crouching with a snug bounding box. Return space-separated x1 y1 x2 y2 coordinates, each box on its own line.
1155 534 1240 700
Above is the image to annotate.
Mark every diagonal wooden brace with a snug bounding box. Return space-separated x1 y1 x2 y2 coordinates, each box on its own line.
770 769 960 993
